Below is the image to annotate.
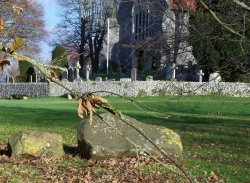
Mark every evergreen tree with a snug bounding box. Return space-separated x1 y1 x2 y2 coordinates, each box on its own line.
189 0 250 82
19 61 33 82
51 45 68 68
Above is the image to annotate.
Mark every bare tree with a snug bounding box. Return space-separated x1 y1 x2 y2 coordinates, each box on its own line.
0 0 47 54
55 0 119 76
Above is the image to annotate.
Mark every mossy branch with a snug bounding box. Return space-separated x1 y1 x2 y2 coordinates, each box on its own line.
0 45 80 97
233 0 250 11
1 46 195 182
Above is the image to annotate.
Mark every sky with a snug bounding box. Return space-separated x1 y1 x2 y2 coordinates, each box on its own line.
38 0 61 63
1 0 60 82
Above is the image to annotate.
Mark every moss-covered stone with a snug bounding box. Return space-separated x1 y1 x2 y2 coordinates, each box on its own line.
8 131 65 157
77 113 182 159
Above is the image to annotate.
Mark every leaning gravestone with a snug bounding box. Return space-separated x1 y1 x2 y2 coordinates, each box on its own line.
77 113 182 159
8 131 65 157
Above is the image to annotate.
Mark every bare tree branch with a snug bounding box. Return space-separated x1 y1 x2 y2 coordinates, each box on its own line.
199 0 245 38
233 0 250 11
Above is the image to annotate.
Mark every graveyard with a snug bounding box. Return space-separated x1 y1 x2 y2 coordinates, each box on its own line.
0 95 249 182
0 0 250 182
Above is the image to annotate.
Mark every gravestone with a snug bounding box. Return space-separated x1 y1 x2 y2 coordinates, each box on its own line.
120 78 131 82
29 75 33 83
197 70 204 83
68 67 74 82
61 68 68 80
209 72 221 83
74 61 82 82
131 68 137 81
86 64 91 82
76 61 81 79
170 63 178 80
6 75 9 83
96 77 102 83
146 75 153 81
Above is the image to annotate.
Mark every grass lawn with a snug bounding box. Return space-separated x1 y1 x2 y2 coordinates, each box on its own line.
0 95 249 182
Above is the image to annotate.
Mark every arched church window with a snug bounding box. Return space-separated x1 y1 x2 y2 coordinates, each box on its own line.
133 0 149 41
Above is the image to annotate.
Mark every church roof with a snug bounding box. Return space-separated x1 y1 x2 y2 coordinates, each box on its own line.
170 0 197 12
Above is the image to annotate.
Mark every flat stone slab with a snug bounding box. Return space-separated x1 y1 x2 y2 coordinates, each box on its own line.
77 113 183 159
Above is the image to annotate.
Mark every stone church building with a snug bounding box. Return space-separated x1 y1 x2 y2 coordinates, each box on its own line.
101 0 199 80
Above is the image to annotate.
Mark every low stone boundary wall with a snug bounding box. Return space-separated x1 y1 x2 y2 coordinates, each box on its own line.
49 81 250 97
0 83 49 98
0 81 249 98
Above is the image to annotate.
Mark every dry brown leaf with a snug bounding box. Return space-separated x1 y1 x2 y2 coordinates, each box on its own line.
12 4 23 14
0 58 10 71
49 69 59 79
77 98 86 118
92 95 108 106
0 17 4 32
77 95 94 125
77 93 110 125
208 171 219 182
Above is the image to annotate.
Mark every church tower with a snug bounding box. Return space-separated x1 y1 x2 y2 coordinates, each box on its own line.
106 0 197 79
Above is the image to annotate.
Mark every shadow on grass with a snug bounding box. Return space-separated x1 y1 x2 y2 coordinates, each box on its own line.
0 143 10 157
0 143 79 157
0 106 79 127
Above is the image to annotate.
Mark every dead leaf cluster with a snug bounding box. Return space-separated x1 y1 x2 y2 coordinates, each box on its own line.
77 93 108 125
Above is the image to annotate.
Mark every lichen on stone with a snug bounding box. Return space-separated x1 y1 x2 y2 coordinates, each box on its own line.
165 139 183 151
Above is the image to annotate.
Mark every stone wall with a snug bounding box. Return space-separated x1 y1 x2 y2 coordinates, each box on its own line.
49 81 250 97
0 83 49 98
0 81 249 98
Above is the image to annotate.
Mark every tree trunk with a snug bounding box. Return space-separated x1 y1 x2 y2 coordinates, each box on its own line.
79 17 86 78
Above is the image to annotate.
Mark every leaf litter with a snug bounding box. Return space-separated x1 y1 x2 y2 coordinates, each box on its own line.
0 143 226 182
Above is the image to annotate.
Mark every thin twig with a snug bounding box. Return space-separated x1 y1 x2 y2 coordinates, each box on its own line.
0 46 80 97
233 0 250 11
200 0 245 38
114 115 196 183
90 91 172 117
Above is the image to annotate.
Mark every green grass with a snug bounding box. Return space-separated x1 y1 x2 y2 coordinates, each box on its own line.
0 95 249 182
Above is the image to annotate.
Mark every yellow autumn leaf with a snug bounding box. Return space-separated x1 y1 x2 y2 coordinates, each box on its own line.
10 38 25 52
